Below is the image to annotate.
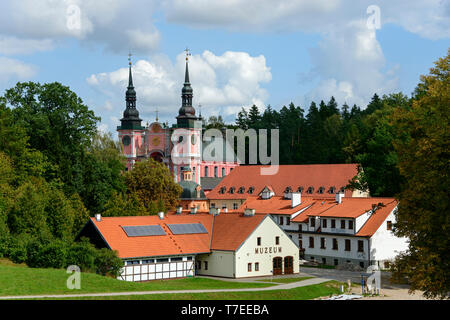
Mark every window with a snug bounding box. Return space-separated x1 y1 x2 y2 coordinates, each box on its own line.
341 220 346 229
286 217 291 225
248 187 254 194
222 167 225 177
284 186 292 193
348 220 354 230
275 236 280 245
210 203 216 208
334 259 338 266
345 239 351 251
219 187 226 194
248 263 252 272
329 186 336 194
127 260 140 265
318 186 325 194
322 219 327 228
142 259 154 264
310 218 315 228
204 261 208 270
205 166 209 177
309 237 314 248
187 256 193 261
358 240 364 252
307 186 314 194
197 261 201 270
387 221 392 230
214 166 218 177
280 216 284 225
331 219 336 228
255 262 259 271
238 186 245 194
297 186 304 193
233 203 238 210
322 258 326 265
171 257 182 262
332 238 338 250
229 187 235 194
320 237 326 249
156 258 169 263
360 262 365 268
257 237 261 246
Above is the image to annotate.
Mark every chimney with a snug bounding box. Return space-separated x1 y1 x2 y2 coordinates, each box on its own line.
95 214 101 222
244 208 255 216
190 207 198 214
158 211 164 219
336 192 344 204
176 206 183 214
291 192 301 208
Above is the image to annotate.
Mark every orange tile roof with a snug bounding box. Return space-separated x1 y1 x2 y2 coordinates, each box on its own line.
236 196 315 215
89 214 214 259
211 214 267 251
356 200 398 237
313 197 396 218
207 164 359 199
292 199 338 223
89 212 272 258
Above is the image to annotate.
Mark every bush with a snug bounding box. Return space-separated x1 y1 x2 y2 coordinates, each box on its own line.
65 238 97 272
95 248 124 278
26 238 68 269
7 235 30 264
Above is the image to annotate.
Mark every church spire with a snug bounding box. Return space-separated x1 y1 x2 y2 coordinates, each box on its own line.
177 48 197 127
119 54 142 130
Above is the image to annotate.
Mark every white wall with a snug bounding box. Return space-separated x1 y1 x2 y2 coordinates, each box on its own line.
235 216 299 278
370 210 409 263
304 234 369 261
196 250 235 278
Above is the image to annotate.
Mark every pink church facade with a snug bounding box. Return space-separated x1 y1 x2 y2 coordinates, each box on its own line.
117 57 239 184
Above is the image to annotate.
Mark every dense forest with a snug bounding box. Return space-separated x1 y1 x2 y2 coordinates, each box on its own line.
0 50 448 297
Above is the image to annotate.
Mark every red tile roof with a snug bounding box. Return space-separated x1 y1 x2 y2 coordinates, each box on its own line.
88 212 271 258
356 200 398 237
292 199 338 223
313 197 396 218
89 214 214 259
211 214 267 251
207 164 359 199
236 196 315 215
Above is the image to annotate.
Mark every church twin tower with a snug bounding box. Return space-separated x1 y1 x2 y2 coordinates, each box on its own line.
117 52 239 184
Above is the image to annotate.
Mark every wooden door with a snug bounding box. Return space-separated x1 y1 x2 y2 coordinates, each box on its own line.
273 257 282 275
284 256 294 274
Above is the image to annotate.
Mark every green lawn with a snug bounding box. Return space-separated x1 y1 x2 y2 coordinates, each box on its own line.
257 276 314 284
40 281 342 300
0 259 275 297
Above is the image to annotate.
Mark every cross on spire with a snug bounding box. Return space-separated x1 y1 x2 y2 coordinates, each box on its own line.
184 47 191 61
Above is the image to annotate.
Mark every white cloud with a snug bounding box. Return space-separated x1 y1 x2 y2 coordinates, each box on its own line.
87 50 272 129
0 0 161 54
0 56 37 83
0 36 55 56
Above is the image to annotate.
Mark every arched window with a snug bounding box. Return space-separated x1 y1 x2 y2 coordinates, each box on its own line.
238 186 245 194
248 186 255 194
318 186 325 194
329 186 336 194
214 166 218 177
307 186 314 194
222 167 225 177
229 187 235 194
205 166 209 177
297 186 304 193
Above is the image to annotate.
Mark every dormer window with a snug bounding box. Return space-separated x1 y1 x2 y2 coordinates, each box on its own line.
229 187 235 194
297 186 304 193
307 186 314 194
329 186 336 194
219 187 226 194
284 186 292 193
318 186 325 194
238 186 245 194
340 186 345 193
248 187 254 194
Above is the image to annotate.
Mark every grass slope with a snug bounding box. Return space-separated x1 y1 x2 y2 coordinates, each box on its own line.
0 260 274 297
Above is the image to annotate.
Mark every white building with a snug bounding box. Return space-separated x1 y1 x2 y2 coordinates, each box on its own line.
78 209 299 281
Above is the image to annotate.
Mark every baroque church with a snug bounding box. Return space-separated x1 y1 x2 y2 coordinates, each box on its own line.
117 53 239 189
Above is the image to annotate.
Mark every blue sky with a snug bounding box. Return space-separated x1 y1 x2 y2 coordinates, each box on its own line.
0 1 448 134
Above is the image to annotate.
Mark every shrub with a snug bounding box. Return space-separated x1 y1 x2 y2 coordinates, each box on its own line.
65 238 97 272
26 238 68 269
95 248 124 278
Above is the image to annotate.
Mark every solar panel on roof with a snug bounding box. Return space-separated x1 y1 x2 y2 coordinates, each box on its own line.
122 225 166 237
167 223 208 235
